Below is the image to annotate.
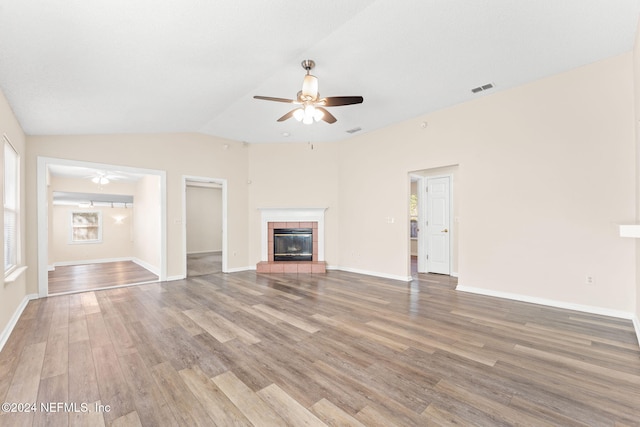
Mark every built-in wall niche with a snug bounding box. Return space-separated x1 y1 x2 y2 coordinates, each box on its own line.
52 191 133 208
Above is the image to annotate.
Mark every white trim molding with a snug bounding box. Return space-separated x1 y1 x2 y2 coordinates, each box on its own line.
258 207 327 262
37 156 168 297
54 257 133 267
456 285 636 321
132 258 160 276
333 265 413 282
0 293 37 352
457 285 639 347
619 225 640 238
633 315 640 348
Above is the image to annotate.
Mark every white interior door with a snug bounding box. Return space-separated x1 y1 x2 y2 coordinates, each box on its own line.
426 176 451 274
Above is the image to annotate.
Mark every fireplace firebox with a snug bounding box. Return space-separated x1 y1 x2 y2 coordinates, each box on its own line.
273 228 313 261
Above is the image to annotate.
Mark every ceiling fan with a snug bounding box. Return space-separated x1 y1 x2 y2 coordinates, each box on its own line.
85 171 127 185
254 59 363 125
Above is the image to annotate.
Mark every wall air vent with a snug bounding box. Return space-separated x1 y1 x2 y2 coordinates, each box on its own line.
471 83 494 94
346 127 362 134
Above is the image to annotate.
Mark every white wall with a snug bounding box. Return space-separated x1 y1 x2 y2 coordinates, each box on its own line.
186 185 222 254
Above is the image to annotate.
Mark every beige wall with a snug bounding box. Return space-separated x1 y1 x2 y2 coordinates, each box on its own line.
1 48 637 344
26 133 249 289
49 176 135 264
0 89 28 341
335 53 636 312
244 54 635 312
133 175 161 272
634 20 640 332
51 205 134 264
247 142 341 266
186 185 222 253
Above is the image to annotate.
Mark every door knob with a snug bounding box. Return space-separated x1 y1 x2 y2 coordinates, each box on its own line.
441 228 448 233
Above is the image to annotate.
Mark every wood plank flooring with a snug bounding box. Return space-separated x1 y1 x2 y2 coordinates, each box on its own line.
1 270 639 426
48 261 159 294
187 252 222 277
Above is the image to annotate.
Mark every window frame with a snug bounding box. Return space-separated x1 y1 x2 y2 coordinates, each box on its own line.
4 134 20 277
70 210 103 244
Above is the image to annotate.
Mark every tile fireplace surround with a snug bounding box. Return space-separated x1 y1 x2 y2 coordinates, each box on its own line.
256 208 327 274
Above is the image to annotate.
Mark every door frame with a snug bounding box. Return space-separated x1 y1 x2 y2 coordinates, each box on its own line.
37 156 167 297
417 173 453 274
182 175 228 276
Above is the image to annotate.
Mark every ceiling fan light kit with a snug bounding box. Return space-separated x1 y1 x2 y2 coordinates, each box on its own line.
254 59 363 125
91 176 110 185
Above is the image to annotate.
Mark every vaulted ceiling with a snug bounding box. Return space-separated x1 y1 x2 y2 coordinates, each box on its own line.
1 0 639 143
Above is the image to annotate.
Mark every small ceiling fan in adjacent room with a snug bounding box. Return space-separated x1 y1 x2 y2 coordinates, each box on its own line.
86 171 127 185
254 59 363 124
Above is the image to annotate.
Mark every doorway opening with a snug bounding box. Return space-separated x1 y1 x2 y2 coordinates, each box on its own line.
408 165 458 278
183 176 228 277
37 157 167 297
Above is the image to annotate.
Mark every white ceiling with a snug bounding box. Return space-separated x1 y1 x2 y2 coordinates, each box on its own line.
1 0 639 144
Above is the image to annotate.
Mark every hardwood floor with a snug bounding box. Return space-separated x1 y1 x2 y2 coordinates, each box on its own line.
48 261 159 294
1 270 639 426
187 252 222 277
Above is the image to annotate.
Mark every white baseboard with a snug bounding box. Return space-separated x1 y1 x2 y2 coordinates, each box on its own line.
227 266 254 273
331 266 413 282
633 315 640 347
451 271 459 278
456 285 635 321
53 257 160 277
0 293 38 353
54 257 133 267
187 250 222 255
165 275 185 281
132 258 160 276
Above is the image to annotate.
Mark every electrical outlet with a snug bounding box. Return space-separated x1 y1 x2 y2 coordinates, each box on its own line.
585 275 594 285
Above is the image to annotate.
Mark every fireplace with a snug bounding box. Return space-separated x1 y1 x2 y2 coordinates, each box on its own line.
273 228 313 261
257 208 327 274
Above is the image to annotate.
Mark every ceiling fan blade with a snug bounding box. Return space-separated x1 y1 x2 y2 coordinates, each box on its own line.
254 95 295 103
277 109 297 122
322 96 364 107
317 107 337 124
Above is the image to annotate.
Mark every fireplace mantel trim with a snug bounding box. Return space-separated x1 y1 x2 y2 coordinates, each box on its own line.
259 208 327 262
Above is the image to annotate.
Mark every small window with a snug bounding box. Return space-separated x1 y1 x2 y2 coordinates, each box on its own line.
70 211 102 243
4 135 20 275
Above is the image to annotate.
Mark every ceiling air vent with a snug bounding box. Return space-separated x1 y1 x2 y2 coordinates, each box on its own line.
471 83 494 94
346 127 362 134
